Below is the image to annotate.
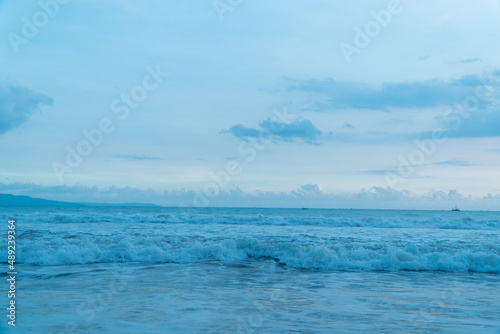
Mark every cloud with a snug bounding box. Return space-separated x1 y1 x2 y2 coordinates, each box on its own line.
223 118 322 144
115 155 162 161
288 72 500 111
447 58 482 64
359 169 395 175
440 110 500 139
293 184 325 197
224 124 260 138
0 82 54 134
342 123 355 129
460 58 482 64
360 161 479 175
407 70 500 139
432 159 478 167
0 82 53 135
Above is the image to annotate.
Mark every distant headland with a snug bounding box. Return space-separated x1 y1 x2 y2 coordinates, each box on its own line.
0 193 161 207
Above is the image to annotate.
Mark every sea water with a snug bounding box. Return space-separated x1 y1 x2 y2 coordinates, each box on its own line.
0 207 499 333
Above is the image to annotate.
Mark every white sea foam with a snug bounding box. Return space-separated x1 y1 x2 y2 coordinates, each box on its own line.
2 207 499 272
14 225 499 272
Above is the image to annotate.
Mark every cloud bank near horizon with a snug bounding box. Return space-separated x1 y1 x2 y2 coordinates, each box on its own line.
0 182 498 210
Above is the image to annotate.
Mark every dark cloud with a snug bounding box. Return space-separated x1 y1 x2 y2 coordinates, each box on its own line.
0 82 53 135
288 71 500 111
223 118 322 144
225 124 260 138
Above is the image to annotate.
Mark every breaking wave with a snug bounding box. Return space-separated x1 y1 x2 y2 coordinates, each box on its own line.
15 229 500 272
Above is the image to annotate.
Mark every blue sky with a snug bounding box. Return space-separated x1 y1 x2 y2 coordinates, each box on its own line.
1 0 500 209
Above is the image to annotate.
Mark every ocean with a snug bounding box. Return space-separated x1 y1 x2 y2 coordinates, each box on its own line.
1 206 499 333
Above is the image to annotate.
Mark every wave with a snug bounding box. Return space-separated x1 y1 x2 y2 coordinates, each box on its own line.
4 208 499 272
14 231 500 272
4 209 500 230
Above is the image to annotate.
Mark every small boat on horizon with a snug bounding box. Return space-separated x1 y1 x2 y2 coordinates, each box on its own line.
452 205 460 212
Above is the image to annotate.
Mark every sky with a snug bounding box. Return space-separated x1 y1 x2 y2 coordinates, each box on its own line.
1 0 500 209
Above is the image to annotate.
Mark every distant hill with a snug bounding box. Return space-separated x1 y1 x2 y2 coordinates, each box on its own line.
0 193 162 207
78 202 162 207
0 193 81 206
